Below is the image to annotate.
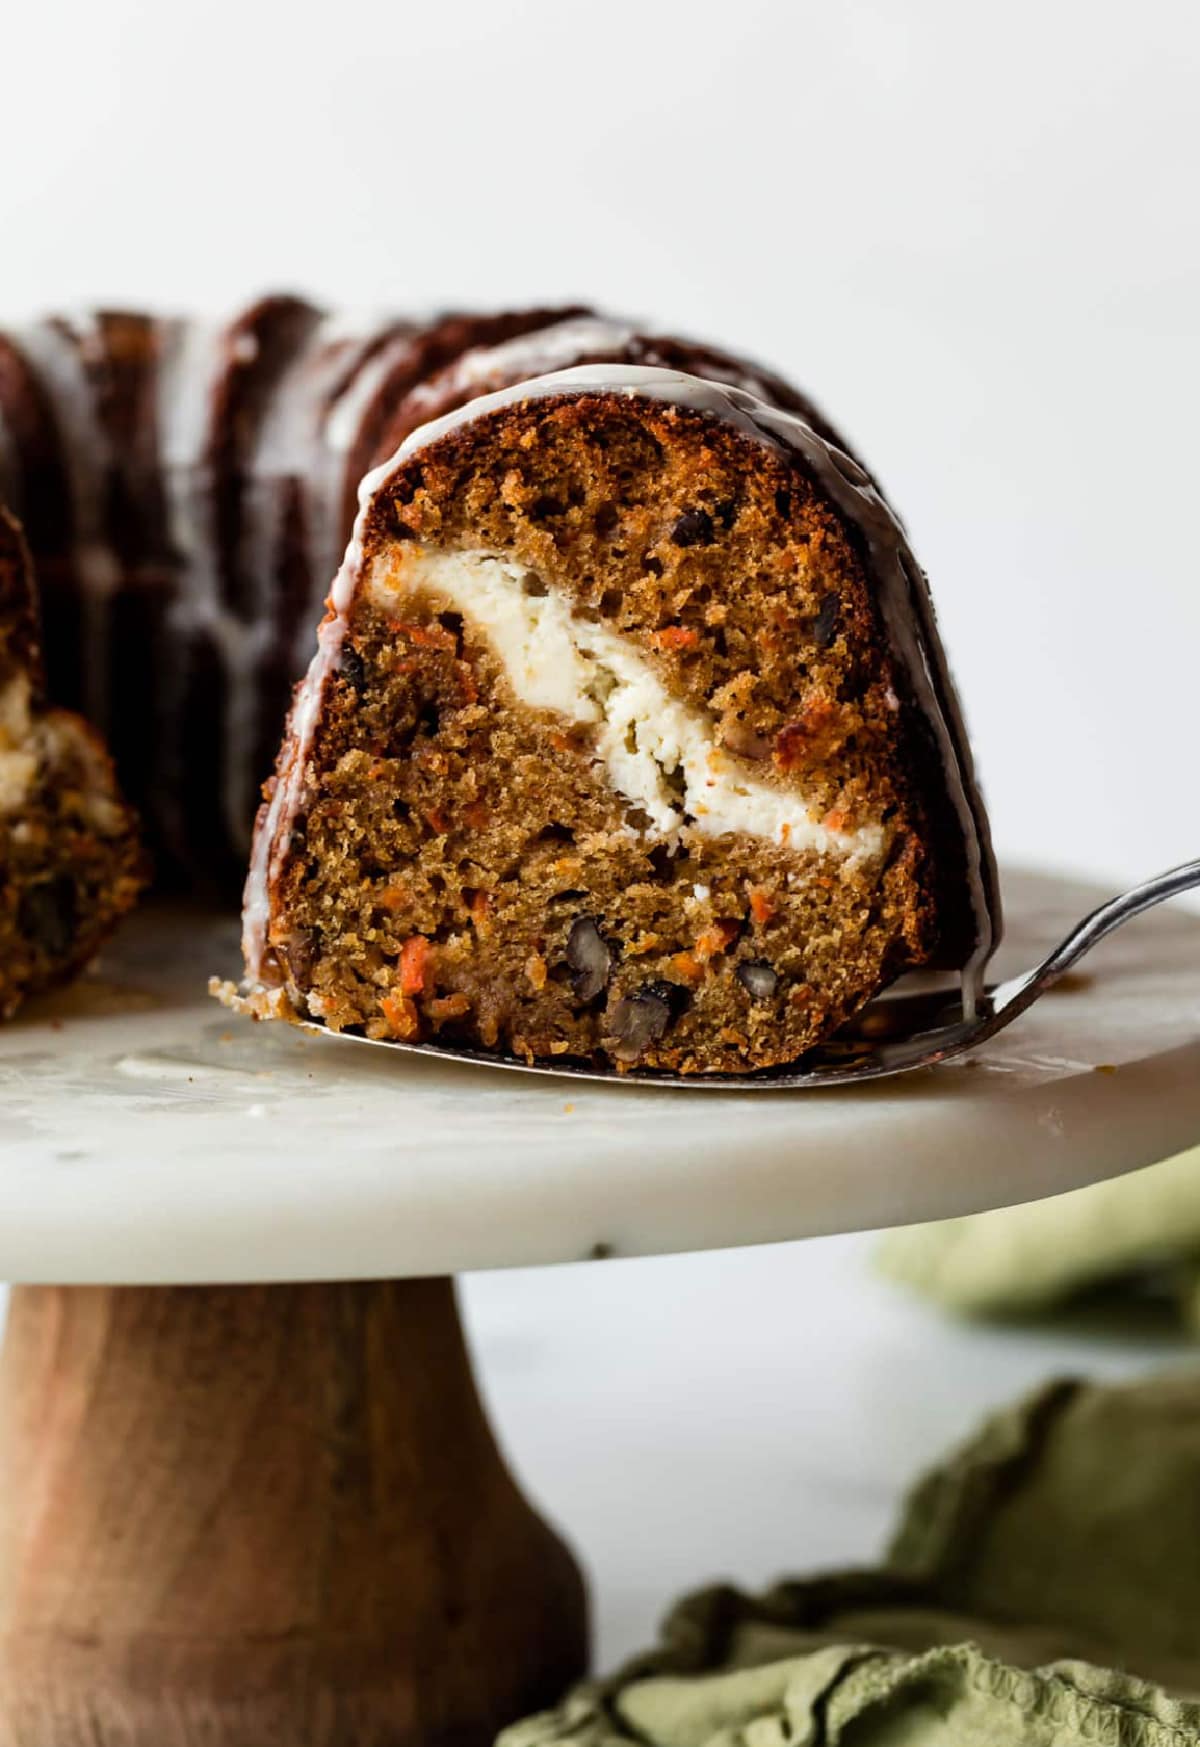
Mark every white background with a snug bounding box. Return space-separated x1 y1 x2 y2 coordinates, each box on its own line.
3 0 1197 887
3 0 1198 1672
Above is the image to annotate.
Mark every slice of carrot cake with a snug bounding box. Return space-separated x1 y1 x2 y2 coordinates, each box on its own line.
233 364 997 1075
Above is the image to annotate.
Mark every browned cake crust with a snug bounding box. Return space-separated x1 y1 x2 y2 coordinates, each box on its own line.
236 377 996 1075
0 507 144 1019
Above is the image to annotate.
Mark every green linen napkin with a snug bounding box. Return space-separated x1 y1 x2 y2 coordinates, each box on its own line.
503 1370 1200 1747
876 1147 1200 1328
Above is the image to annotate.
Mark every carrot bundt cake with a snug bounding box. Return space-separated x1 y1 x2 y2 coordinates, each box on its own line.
0 301 996 1070
0 506 143 1018
232 364 997 1076
0 303 884 890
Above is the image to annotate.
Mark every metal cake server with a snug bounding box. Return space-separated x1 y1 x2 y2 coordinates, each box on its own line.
301 857 1200 1090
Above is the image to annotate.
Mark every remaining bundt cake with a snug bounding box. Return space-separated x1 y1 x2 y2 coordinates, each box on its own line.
0 303 887 891
0 297 996 1071
231 364 997 1076
0 506 143 1019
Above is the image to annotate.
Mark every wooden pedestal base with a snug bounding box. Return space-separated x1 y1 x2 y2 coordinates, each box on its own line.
0 1279 588 1746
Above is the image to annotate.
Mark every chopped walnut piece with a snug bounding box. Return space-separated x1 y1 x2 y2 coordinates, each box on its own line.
773 696 850 773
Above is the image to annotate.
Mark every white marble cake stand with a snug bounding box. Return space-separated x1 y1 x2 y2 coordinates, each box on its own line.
0 867 1196 1747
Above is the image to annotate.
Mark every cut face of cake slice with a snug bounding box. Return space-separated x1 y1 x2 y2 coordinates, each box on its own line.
237 367 997 1075
0 508 144 1019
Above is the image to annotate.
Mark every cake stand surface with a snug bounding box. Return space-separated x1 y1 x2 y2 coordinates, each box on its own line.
1 868 1198 1285
0 867 1195 1747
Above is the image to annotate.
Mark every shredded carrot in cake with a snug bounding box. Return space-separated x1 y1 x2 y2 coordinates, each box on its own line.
379 992 420 1038
648 625 700 650
387 619 457 649
695 919 740 960
670 951 705 984
748 887 777 925
399 936 431 995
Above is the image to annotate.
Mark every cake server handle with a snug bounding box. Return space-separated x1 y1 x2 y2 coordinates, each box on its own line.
985 855 1200 1032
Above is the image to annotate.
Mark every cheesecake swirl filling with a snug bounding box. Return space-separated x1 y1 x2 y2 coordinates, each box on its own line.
366 545 886 860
